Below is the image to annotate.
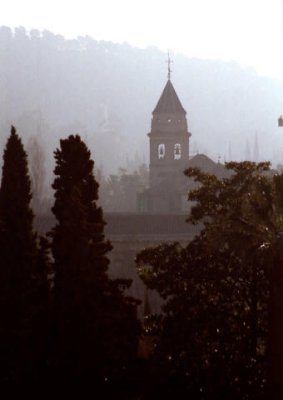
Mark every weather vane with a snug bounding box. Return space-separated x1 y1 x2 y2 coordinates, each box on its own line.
166 51 173 80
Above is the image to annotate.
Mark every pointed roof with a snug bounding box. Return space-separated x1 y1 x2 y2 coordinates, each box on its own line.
153 79 186 114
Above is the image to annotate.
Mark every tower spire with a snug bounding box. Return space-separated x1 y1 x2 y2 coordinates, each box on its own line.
166 51 173 80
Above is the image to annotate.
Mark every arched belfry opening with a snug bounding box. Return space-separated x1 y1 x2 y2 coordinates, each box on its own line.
158 143 165 159
138 54 224 214
147 55 191 190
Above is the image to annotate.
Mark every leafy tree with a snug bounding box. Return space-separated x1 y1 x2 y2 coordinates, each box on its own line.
49 135 140 388
187 161 283 398
99 165 149 212
0 126 48 382
136 161 283 399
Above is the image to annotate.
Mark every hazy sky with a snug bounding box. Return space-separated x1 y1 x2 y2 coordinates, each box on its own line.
1 0 283 78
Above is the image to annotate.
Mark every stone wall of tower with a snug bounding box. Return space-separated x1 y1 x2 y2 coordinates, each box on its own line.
147 80 191 198
147 79 190 191
148 128 190 188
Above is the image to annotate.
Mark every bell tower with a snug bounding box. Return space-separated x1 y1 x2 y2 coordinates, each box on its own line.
148 56 191 188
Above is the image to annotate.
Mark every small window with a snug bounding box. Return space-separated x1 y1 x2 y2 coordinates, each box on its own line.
174 143 181 160
158 144 165 159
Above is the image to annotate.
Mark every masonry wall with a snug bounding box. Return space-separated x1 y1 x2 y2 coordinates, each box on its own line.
35 213 201 316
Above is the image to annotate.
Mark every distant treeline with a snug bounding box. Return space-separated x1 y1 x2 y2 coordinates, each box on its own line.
0 26 282 177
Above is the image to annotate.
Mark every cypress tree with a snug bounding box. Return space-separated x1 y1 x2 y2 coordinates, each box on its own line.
0 126 39 382
50 135 140 386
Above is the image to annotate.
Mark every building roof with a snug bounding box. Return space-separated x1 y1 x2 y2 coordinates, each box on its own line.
147 154 229 195
153 79 186 114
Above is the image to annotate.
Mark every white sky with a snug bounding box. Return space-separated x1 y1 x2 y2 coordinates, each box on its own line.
1 0 283 78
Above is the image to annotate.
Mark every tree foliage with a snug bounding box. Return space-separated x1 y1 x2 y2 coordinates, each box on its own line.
98 164 149 212
187 161 280 251
136 161 283 399
0 126 48 383
50 135 141 386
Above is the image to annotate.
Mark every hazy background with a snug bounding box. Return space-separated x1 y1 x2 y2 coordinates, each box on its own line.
1 0 282 78
0 1 283 210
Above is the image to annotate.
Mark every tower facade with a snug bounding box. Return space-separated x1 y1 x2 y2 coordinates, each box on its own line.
148 78 191 189
138 63 225 214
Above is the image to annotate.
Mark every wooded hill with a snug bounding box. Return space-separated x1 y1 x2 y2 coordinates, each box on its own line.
0 26 282 175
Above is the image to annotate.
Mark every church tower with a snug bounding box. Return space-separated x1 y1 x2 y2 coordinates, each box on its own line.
148 58 191 189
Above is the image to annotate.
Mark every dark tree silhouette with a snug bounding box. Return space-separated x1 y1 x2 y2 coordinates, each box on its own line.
49 135 140 387
0 126 46 382
136 162 281 399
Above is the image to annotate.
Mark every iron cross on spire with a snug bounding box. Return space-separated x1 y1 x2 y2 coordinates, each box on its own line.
166 52 173 80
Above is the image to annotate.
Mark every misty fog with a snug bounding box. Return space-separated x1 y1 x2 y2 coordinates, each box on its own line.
0 26 283 212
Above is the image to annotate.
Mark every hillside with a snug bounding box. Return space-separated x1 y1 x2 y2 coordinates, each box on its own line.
0 26 282 176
